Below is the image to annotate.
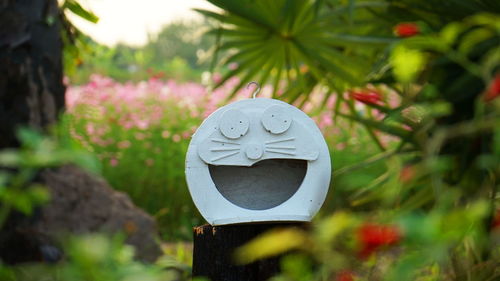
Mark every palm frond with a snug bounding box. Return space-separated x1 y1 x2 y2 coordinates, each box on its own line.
197 0 392 102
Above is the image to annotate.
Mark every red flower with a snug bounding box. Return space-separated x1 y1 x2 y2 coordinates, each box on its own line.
400 165 416 183
349 90 383 105
484 74 500 102
357 223 401 258
394 23 420 38
152 71 165 79
336 270 355 281
492 209 500 230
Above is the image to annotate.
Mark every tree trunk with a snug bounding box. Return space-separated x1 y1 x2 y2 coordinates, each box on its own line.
0 0 65 148
0 0 162 264
0 0 65 264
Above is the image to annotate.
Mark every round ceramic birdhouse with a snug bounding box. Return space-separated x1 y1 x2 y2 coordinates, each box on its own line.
185 95 331 225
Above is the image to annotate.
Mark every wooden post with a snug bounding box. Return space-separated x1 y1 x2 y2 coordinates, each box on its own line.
192 223 306 281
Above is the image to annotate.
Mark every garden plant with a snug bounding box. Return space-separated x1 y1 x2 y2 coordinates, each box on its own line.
1 0 499 280
195 0 500 280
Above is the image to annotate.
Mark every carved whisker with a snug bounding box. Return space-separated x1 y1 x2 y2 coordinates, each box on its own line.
265 149 296 156
210 151 239 162
265 137 295 144
265 145 295 150
210 147 240 152
211 138 241 145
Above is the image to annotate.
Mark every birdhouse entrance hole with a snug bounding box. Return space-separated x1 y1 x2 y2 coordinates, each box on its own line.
208 158 307 210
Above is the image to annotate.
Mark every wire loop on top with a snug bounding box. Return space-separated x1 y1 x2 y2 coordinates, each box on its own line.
246 81 261 99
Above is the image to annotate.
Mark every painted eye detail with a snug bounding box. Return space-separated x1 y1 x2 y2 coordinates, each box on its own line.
261 105 292 134
219 109 250 139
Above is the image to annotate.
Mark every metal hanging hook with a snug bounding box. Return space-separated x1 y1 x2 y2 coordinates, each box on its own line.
246 81 261 99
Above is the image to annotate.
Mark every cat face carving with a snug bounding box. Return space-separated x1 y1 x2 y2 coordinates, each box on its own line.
185 98 331 225
197 104 319 166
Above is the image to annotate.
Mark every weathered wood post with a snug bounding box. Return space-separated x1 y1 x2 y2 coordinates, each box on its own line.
186 83 331 281
192 223 306 281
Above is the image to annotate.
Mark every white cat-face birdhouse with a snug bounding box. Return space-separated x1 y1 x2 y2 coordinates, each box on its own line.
185 97 331 225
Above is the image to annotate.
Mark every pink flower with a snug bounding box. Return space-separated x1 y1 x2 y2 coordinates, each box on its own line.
402 124 413 131
172 134 181 143
145 159 154 166
228 62 239 70
117 140 131 149
319 113 333 129
336 142 346 150
161 130 171 139
109 158 119 167
86 123 95 135
136 120 149 130
63 76 70 86
212 72 223 84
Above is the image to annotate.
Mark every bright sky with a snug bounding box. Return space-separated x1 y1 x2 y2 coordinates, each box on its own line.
68 0 217 46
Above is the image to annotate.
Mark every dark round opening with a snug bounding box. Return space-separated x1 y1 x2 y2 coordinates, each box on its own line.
209 159 307 210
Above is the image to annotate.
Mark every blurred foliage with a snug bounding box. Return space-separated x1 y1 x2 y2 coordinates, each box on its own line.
144 21 214 70
2 234 193 281
235 208 500 281
0 130 100 279
197 0 397 98
59 77 217 240
62 20 214 84
29 0 500 279
203 0 500 209
201 0 500 280
61 0 99 24
58 0 214 84
0 128 99 229
0 130 194 281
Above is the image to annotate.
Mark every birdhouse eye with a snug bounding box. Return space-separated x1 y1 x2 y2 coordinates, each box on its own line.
219 109 250 139
261 105 292 134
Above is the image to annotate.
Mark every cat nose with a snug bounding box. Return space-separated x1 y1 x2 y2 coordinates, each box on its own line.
245 143 263 160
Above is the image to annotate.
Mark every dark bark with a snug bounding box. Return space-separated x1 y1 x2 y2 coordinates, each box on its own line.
0 0 65 264
193 223 308 281
0 0 65 149
0 0 162 264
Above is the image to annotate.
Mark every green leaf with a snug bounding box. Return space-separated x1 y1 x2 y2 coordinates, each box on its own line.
63 0 99 24
458 28 495 55
280 254 314 281
326 34 397 46
315 212 356 244
390 45 426 83
2 186 48 215
336 111 412 140
293 41 361 85
201 0 383 96
68 152 101 175
16 127 44 149
402 36 448 52
205 0 276 31
467 13 500 30
439 22 463 46
226 58 268 100
0 150 21 167
233 228 308 264
27 185 50 205
193 9 227 23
